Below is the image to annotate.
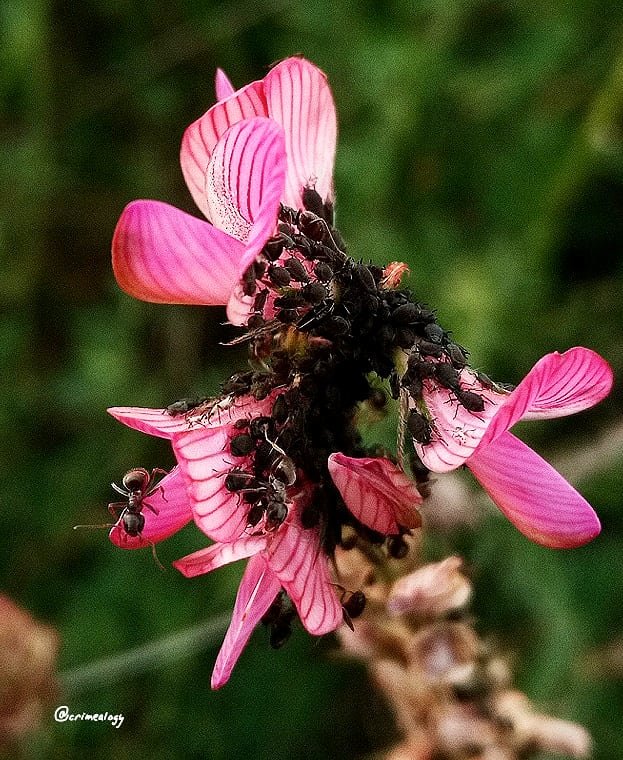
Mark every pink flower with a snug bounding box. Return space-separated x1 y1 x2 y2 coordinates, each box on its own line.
108 402 424 544
410 347 613 548
173 495 342 689
111 57 336 325
108 393 280 543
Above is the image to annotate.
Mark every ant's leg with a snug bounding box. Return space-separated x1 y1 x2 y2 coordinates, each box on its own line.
108 502 127 518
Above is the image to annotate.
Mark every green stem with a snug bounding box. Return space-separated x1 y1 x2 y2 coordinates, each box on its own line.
60 613 230 695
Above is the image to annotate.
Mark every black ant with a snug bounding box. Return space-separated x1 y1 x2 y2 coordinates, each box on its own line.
74 467 168 569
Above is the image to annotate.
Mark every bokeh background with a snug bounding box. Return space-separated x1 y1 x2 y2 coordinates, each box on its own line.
2 1 623 758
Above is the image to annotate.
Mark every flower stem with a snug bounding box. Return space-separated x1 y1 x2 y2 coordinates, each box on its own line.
60 613 230 695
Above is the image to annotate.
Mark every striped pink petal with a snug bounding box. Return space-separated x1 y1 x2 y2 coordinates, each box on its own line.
517 348 613 420
172 427 251 542
108 394 275 439
264 57 337 209
173 534 268 577
215 68 235 101
477 349 612 451
205 118 286 295
415 371 506 473
467 431 601 548
109 466 191 548
107 405 191 439
112 200 244 305
327 453 422 533
205 117 273 239
267 519 342 635
180 80 267 220
211 556 281 689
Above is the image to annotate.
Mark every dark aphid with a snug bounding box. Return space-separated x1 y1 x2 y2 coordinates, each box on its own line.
407 409 432 444
247 314 265 330
313 261 333 282
247 502 266 528
277 309 298 324
283 256 309 282
165 396 207 416
387 535 409 559
269 622 292 649
410 452 430 483
301 281 328 305
254 289 269 313
265 501 288 531
241 264 257 296
342 590 366 624
298 210 328 242
323 315 350 337
249 416 274 440
272 456 297 487
406 376 423 399
302 186 325 217
419 340 444 358
222 371 254 395
229 434 255 457
423 323 445 344
267 264 292 287
434 362 461 391
456 389 485 413
392 303 423 325
353 263 377 292
263 233 292 261
322 200 335 226
395 327 417 349
224 469 258 493
274 292 307 310
447 342 468 368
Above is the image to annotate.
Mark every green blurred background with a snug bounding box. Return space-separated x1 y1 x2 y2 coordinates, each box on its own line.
2 0 623 757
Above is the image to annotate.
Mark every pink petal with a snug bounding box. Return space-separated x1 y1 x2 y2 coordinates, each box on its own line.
264 57 337 209
205 117 286 275
327 453 422 533
466 431 601 549
173 534 268 577
109 467 192 548
520 348 613 420
108 394 276 439
225 283 255 326
215 68 235 101
477 349 613 451
211 556 281 689
172 427 251 542
180 80 267 220
112 200 244 305
267 520 342 635
415 371 506 473
107 405 191 439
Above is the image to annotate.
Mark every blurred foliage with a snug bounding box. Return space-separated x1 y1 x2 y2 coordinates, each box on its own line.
1 0 623 758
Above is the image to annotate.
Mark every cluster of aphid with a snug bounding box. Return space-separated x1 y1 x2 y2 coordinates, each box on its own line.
111 188 497 645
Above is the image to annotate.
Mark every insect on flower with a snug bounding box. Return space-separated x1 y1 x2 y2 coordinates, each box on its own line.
74 467 170 569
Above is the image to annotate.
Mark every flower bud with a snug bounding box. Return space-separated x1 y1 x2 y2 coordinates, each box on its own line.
387 556 471 617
